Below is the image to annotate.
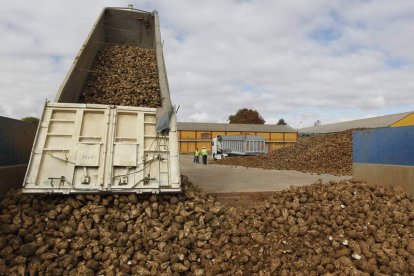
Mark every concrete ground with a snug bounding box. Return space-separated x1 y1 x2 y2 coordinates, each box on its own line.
180 155 351 193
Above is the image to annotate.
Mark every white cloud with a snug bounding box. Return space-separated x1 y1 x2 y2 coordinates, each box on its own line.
187 112 210 122
0 0 414 129
359 95 386 110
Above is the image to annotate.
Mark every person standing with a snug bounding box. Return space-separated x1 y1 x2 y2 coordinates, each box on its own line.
194 148 200 163
201 146 208 165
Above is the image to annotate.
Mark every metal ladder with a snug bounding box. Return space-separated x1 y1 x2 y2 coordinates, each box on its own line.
157 135 170 187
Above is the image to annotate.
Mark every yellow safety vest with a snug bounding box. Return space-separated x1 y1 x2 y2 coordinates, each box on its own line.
194 150 199 156
201 148 208 156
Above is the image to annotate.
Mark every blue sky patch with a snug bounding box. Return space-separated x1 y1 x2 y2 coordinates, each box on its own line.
5 22 16 30
384 57 407 69
329 10 341 23
174 32 186 42
51 55 62 64
241 84 254 92
239 84 268 93
309 28 341 44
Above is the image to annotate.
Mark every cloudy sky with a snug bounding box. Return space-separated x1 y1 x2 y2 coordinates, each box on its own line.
1 0 414 128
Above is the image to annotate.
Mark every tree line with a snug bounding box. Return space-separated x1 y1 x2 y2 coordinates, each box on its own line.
228 108 287 125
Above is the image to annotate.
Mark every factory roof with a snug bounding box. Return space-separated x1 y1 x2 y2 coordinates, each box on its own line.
299 111 413 134
177 122 297 133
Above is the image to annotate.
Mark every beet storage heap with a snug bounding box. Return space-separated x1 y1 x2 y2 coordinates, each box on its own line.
0 177 413 275
80 45 161 108
215 130 353 176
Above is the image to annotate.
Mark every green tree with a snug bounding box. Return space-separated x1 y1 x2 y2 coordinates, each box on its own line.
228 108 265 124
21 116 39 124
277 118 287 125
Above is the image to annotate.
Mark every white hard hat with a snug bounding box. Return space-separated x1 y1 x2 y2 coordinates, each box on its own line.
203 146 206 149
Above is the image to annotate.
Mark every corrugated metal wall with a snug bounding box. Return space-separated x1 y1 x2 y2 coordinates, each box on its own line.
0 116 37 196
178 130 297 153
353 126 414 194
0 117 37 166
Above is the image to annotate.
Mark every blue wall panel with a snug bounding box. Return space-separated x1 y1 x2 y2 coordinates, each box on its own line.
353 126 414 166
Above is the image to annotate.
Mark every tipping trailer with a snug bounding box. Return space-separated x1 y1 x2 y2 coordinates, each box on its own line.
211 135 266 160
23 7 180 194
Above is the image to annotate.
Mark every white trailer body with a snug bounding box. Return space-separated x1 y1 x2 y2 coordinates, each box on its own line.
24 103 180 194
23 7 180 193
212 135 266 160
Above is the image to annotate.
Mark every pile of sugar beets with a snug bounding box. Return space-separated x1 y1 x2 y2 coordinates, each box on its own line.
0 177 413 275
215 130 353 176
80 45 161 108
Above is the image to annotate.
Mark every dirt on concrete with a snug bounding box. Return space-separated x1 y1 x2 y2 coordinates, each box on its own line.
214 130 353 176
209 191 280 208
180 155 349 193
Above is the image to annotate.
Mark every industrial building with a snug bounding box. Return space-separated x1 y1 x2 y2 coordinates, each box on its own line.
299 111 414 134
177 122 297 153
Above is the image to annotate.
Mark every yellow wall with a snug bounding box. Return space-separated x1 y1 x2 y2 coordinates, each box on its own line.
212 131 226 137
178 130 297 153
187 142 196 153
226 131 243 135
180 141 211 153
284 133 297 141
197 132 215 139
180 131 196 139
391 113 414 127
270 133 284 141
256 132 271 140
197 141 211 150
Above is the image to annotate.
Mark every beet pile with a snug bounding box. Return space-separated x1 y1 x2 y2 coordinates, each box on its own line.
0 178 413 275
215 130 353 176
80 45 161 108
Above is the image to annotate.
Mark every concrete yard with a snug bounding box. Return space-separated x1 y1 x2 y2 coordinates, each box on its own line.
180 155 351 193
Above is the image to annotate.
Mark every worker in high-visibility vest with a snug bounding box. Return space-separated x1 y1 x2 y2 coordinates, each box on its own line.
201 146 208 165
193 148 200 163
